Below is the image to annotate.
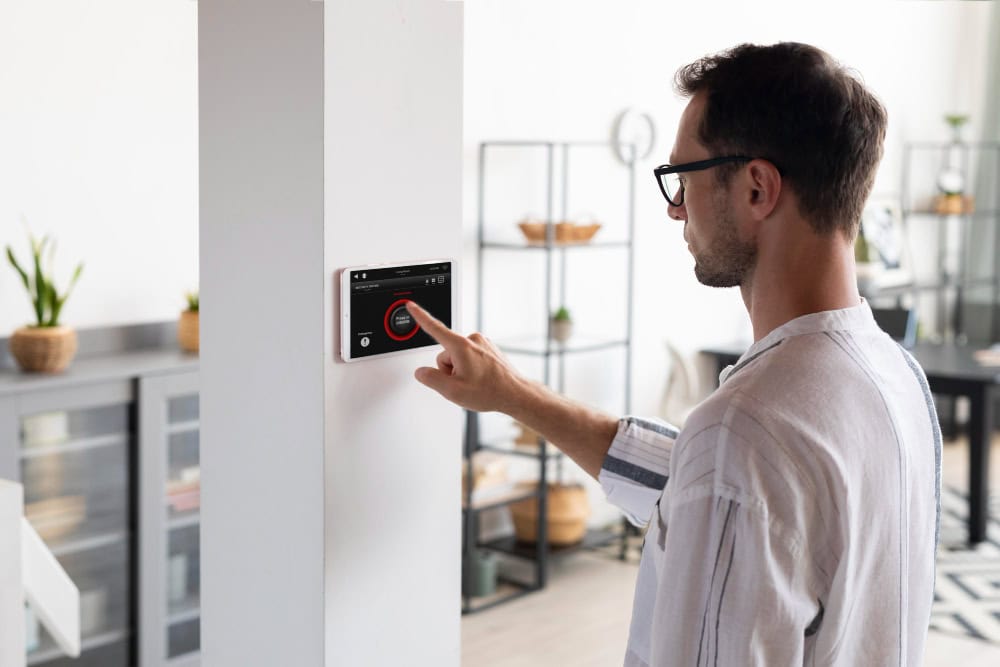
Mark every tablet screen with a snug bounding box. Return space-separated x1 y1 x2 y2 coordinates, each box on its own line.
346 261 452 360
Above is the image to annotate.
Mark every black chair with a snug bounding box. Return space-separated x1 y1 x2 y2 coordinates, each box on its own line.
871 306 917 348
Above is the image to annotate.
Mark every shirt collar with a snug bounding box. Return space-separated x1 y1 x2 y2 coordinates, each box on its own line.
719 299 880 384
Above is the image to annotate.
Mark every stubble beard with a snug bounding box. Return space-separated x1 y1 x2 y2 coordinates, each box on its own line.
692 195 757 288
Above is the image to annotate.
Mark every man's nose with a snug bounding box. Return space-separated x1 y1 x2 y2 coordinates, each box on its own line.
667 200 686 221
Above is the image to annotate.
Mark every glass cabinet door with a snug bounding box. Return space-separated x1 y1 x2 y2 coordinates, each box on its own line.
140 371 200 667
18 382 135 667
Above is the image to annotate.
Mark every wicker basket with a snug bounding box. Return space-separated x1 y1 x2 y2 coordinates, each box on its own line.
510 483 590 546
9 326 78 373
933 194 975 215
178 310 199 353
517 221 602 245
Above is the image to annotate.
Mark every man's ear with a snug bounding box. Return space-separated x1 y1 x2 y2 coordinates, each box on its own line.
745 159 782 222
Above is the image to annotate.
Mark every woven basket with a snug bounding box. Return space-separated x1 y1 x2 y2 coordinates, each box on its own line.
178 310 199 353
517 221 602 245
510 483 590 546
9 326 78 373
934 194 975 215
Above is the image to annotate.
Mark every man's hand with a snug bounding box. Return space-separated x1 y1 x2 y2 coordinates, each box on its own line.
405 301 528 414
405 300 619 479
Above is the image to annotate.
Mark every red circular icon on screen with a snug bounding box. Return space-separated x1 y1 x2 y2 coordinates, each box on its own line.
384 299 421 341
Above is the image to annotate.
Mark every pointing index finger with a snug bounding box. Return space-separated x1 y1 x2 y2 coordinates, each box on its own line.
406 301 458 347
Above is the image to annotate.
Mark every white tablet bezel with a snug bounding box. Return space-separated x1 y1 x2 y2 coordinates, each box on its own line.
340 258 455 363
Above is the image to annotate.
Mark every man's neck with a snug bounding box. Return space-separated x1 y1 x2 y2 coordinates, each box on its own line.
740 232 860 343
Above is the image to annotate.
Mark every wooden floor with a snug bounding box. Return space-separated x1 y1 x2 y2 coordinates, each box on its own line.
462 434 1000 666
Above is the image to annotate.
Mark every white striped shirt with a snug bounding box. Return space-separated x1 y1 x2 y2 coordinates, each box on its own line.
600 301 941 666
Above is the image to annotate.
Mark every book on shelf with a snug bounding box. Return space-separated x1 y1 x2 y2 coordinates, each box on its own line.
166 467 201 512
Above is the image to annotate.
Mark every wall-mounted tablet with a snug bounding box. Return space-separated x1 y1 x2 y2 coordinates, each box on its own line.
340 259 454 362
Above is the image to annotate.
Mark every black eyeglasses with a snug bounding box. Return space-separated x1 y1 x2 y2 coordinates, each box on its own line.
653 156 753 207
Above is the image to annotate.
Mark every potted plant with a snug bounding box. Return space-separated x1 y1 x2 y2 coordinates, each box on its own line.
5 231 84 373
550 306 573 343
935 114 974 215
178 290 199 353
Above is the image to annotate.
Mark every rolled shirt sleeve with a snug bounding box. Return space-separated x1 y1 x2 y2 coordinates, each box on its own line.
598 416 678 527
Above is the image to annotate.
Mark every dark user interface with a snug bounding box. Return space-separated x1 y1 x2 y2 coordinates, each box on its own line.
349 262 451 359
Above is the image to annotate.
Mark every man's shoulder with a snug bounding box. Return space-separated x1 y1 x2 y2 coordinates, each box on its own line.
671 335 868 491
717 330 897 416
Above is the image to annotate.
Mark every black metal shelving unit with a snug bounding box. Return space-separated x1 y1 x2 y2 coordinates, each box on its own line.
461 140 636 614
884 141 1000 343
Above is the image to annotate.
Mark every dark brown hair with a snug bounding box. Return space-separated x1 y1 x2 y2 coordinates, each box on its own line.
674 42 887 238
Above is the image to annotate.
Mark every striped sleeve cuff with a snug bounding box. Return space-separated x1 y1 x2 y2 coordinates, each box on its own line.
598 416 678 527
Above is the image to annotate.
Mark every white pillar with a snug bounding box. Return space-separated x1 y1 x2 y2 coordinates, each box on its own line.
201 1 463 665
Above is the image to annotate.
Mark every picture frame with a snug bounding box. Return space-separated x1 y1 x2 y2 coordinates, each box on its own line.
860 196 912 289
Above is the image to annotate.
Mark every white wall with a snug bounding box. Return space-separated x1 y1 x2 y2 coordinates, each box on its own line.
463 0 997 525
0 0 197 336
323 2 462 666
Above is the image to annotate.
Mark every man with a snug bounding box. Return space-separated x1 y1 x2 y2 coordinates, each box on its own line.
406 42 940 666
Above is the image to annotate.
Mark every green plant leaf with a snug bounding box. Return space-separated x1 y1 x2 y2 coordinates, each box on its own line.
13 229 83 327
6 245 30 292
51 262 84 326
68 262 83 290
31 274 44 325
46 275 59 326
6 244 38 321
552 306 571 321
944 113 969 128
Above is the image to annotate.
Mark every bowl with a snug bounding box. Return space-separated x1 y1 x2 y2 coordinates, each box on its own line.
517 221 602 245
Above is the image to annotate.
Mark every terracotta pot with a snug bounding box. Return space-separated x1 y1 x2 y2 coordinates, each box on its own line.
178 310 199 353
550 319 573 343
9 326 78 373
510 483 590 546
933 194 975 215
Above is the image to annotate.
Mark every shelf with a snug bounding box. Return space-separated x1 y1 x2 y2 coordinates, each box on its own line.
48 530 128 558
167 419 200 435
463 487 540 513
497 336 628 357
482 240 630 251
167 654 201 667
27 628 129 665
480 528 620 561
19 432 129 460
0 347 197 397
167 510 201 530
168 595 201 626
872 275 998 297
903 209 1000 218
483 140 614 148
904 141 1000 149
477 442 563 460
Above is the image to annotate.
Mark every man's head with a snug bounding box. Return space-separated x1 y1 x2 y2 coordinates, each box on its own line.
665 42 887 287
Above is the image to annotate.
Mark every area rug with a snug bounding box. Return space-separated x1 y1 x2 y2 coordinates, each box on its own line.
931 485 1000 643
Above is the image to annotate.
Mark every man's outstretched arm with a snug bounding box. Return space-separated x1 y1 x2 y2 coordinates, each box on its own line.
404 300 617 479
